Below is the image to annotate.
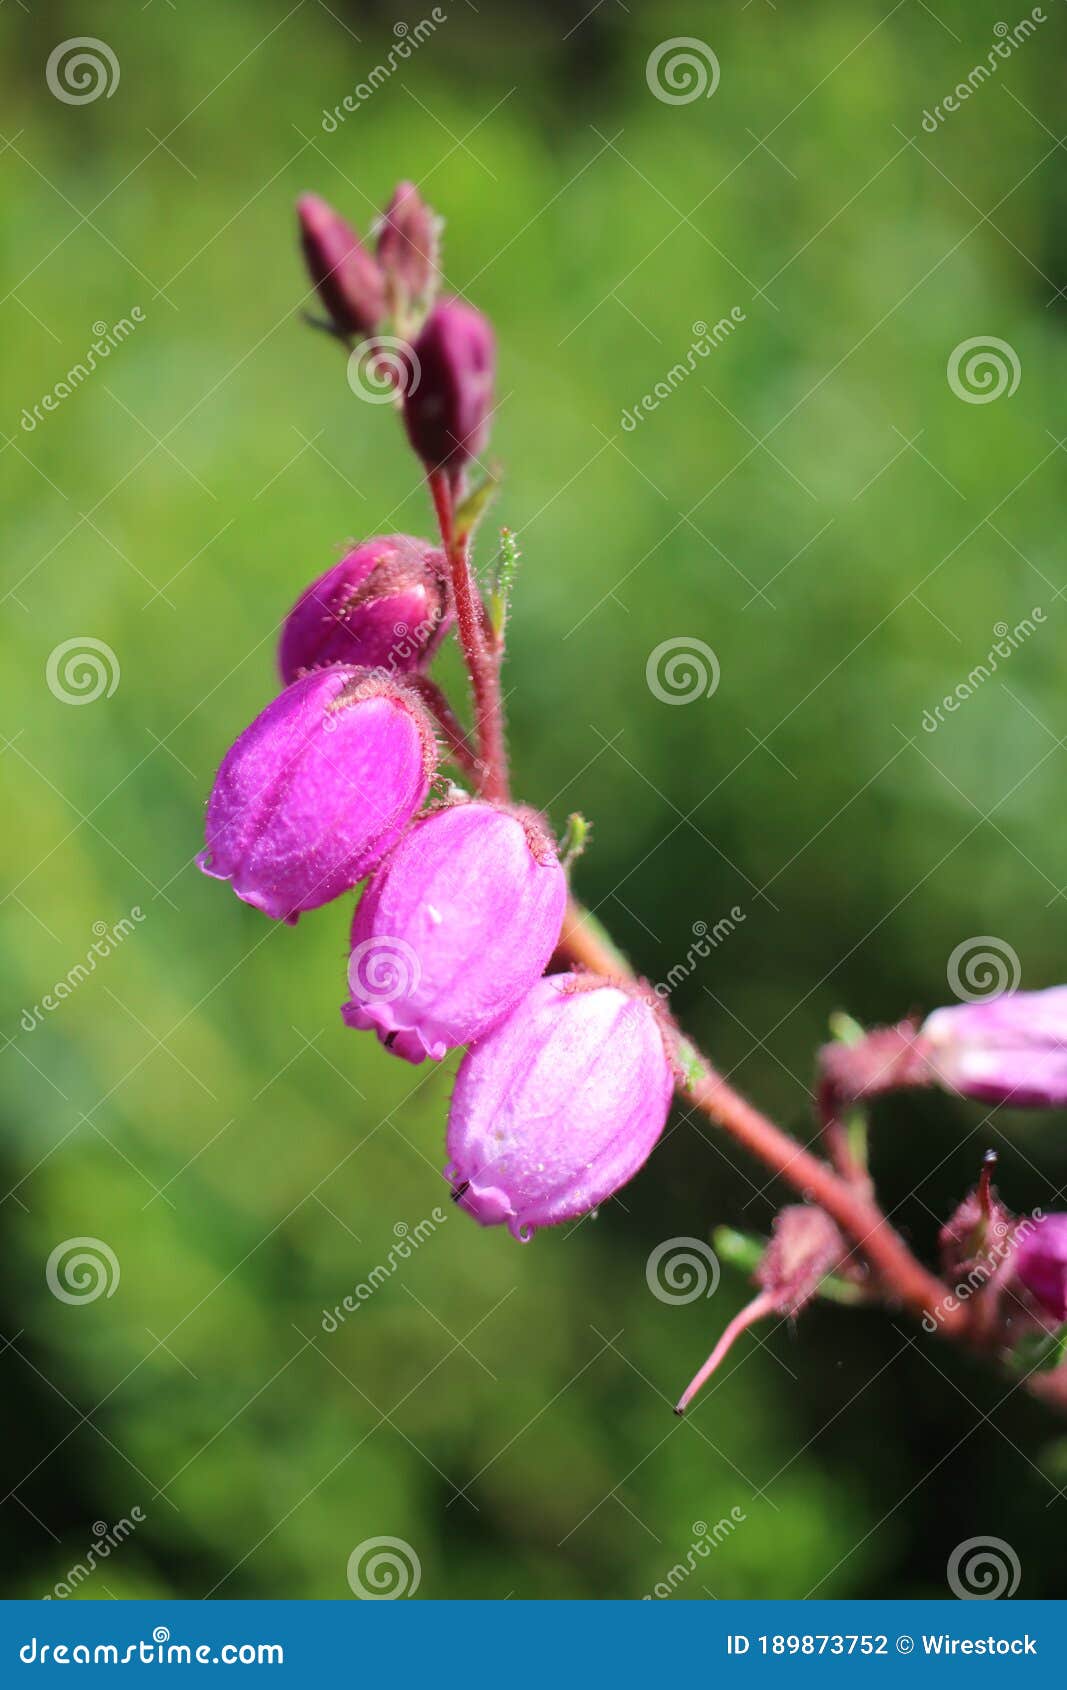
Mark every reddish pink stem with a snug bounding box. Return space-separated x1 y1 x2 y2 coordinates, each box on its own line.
557 897 964 1339
428 469 509 801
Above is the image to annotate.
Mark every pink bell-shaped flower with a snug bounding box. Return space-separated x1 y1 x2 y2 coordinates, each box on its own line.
1013 1213 1067 1321
198 667 435 923
445 972 674 1239
343 801 567 1063
921 988 1067 1109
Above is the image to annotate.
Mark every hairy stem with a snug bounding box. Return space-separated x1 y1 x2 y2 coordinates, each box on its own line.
428 469 509 801
557 895 964 1337
407 674 483 781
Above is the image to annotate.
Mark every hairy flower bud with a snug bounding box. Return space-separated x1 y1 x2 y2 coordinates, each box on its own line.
1013 1214 1067 1321
757 1206 847 1315
921 988 1067 1108
198 668 435 923
377 181 439 312
279 535 450 685
343 801 567 1063
297 193 386 339
444 973 673 1239
403 299 495 473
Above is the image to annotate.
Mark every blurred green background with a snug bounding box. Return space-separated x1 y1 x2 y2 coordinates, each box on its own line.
3 0 1066 1601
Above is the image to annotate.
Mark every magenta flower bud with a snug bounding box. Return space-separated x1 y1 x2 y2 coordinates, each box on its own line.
343 801 567 1063
278 535 451 685
403 299 495 473
444 973 674 1239
297 193 386 339
198 668 435 924
921 988 1067 1108
1013 1214 1067 1321
377 181 439 309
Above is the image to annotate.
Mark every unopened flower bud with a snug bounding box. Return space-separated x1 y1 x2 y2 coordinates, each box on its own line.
921 988 1067 1109
1013 1214 1067 1321
279 535 450 685
377 181 439 312
344 801 567 1063
297 193 386 340
198 667 435 923
445 973 673 1239
403 299 494 474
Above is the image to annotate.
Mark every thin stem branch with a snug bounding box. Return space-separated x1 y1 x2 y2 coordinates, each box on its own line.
428 469 509 802
556 895 964 1338
407 674 482 781
675 1290 778 1414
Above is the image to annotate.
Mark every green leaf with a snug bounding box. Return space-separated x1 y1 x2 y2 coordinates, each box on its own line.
559 812 590 870
487 526 521 642
1010 1323 1067 1376
455 464 501 542
828 1011 865 1046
